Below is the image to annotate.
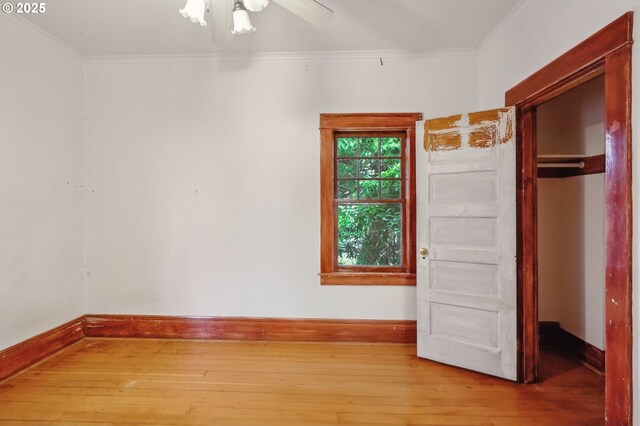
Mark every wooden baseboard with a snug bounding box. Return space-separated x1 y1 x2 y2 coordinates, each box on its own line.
0 316 85 382
85 314 417 343
538 321 605 373
0 314 415 381
538 321 561 347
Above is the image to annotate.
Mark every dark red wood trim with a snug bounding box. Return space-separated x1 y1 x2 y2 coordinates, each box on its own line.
320 113 423 130
320 272 415 285
539 321 605 373
406 126 417 276
537 154 605 178
604 44 633 426
520 65 605 110
320 127 335 275
518 106 538 384
0 317 85 382
507 12 633 426
506 12 633 106
0 313 417 382
85 315 417 343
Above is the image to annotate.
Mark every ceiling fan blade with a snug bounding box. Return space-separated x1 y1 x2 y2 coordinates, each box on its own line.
272 0 333 28
211 0 234 44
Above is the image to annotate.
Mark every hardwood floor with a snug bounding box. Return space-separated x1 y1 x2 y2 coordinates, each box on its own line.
0 338 604 425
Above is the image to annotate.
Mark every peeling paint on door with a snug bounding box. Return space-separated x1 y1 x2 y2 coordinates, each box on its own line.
425 107 513 152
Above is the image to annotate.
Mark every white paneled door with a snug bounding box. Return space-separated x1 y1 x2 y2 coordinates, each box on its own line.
417 107 517 381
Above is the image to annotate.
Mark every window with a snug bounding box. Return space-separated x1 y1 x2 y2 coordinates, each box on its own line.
319 113 421 285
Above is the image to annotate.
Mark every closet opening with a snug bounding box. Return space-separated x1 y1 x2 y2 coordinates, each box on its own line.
506 12 632 425
535 76 606 394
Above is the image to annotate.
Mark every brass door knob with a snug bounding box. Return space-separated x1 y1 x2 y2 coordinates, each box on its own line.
419 247 428 256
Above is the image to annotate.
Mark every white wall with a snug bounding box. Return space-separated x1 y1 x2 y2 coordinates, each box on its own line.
537 77 605 349
479 0 640 108
478 1 640 422
0 17 84 349
4 5 637 416
83 53 477 319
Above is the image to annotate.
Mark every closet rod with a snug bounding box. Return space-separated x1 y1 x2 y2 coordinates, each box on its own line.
537 162 585 168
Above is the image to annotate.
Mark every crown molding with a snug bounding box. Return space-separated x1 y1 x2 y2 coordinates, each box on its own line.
2 12 480 64
83 48 478 65
1 13 82 60
2 2 529 64
477 0 534 55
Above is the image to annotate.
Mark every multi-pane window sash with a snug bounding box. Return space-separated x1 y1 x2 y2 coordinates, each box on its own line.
334 132 405 270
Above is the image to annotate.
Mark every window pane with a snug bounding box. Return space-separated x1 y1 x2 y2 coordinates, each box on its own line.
358 180 379 199
337 180 357 199
380 159 401 178
337 159 357 178
381 138 401 157
359 159 379 178
337 203 402 266
359 138 379 157
381 180 401 199
337 137 358 157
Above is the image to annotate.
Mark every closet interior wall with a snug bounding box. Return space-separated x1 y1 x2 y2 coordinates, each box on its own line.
536 75 606 351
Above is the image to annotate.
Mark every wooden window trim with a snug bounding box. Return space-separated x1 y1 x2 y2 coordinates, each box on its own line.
320 113 422 286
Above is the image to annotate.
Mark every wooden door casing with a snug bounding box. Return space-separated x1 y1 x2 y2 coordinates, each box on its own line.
505 12 633 426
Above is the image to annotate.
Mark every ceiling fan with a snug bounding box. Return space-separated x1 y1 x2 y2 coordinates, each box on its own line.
179 0 334 43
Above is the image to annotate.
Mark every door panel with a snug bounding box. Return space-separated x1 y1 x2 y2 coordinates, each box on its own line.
417 107 517 381
430 260 498 296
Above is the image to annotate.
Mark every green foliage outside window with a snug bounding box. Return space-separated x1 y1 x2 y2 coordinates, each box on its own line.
338 204 402 266
335 136 403 266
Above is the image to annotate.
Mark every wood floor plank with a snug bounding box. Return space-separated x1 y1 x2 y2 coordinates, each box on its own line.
0 338 604 425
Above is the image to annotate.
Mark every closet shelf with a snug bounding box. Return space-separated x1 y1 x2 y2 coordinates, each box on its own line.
537 154 605 178
537 154 590 163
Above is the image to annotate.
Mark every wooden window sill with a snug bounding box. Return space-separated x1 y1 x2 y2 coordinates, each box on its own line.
320 272 416 286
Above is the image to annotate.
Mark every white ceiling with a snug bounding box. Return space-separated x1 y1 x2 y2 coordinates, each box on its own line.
23 0 521 56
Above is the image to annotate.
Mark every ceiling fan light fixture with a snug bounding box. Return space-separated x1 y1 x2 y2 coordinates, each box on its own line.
179 0 208 27
243 0 269 13
231 0 256 35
